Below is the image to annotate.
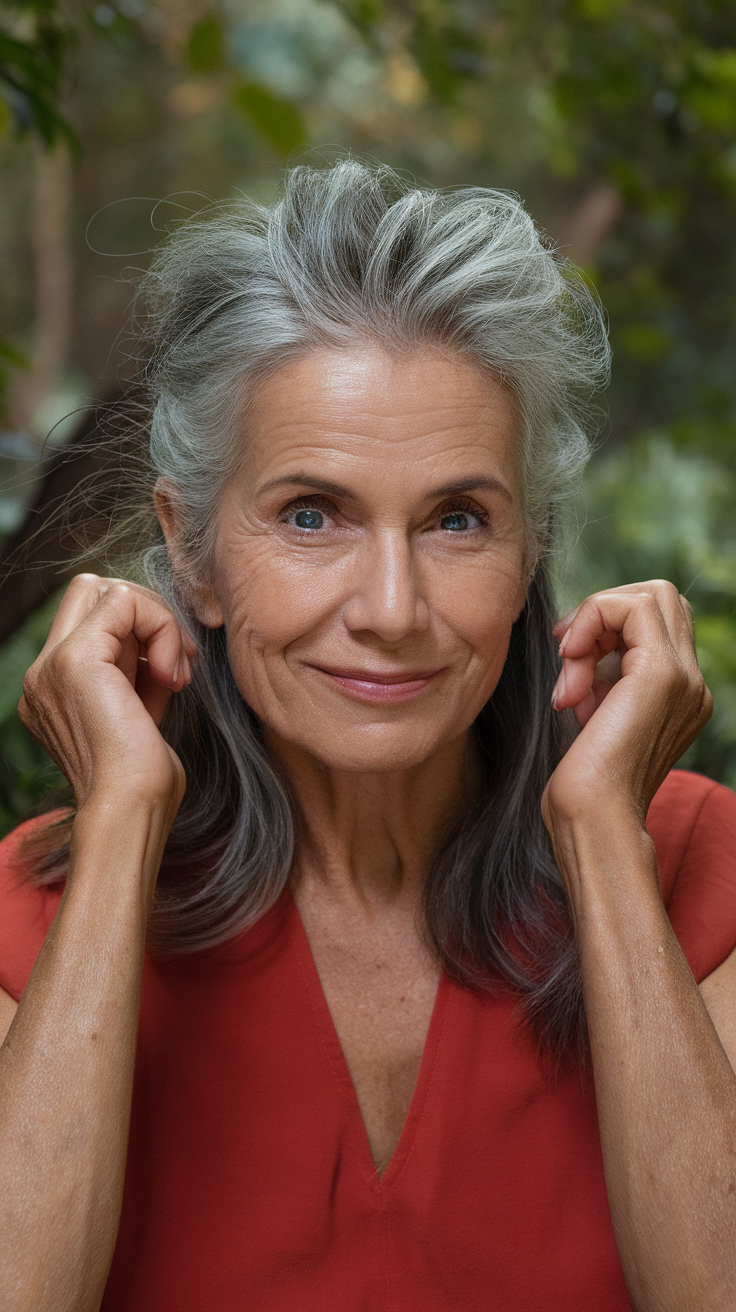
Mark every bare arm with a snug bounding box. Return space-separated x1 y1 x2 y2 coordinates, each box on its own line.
0 802 171 1312
546 582 736 1312
0 576 194 1312
552 811 736 1311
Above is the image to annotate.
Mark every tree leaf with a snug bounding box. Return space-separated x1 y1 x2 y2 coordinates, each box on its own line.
187 13 226 75
231 80 305 155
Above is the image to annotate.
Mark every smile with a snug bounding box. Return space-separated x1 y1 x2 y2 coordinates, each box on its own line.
307 664 444 704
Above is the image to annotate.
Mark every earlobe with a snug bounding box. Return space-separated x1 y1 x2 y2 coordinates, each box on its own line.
153 478 225 629
192 589 226 630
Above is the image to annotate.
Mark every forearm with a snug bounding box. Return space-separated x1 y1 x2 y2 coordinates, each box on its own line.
552 808 736 1312
0 798 171 1312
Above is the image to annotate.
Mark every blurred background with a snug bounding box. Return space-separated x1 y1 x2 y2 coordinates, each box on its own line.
1 0 735 834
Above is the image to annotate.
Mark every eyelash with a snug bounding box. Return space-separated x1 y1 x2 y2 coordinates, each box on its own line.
280 495 335 525
437 497 490 528
279 495 490 530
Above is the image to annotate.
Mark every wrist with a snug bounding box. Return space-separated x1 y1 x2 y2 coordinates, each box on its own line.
546 800 660 921
69 793 175 908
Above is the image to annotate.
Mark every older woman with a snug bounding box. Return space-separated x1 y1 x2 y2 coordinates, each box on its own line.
0 161 735 1312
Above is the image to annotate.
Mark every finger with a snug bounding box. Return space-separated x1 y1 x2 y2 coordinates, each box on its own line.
595 649 622 686
553 604 581 641
553 626 620 710
75 584 191 691
554 581 684 643
45 573 114 648
678 593 696 643
135 659 175 727
552 589 671 711
558 589 670 662
573 679 614 728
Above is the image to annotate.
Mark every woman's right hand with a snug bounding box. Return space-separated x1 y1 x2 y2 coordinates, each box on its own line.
19 574 197 813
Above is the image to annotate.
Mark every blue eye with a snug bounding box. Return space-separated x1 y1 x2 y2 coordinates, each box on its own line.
293 508 325 530
440 510 480 532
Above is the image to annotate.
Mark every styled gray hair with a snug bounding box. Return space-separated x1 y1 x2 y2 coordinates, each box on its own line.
34 161 610 1059
144 160 608 570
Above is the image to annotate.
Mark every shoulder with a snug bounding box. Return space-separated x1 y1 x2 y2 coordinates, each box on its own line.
647 770 736 982
0 814 67 1002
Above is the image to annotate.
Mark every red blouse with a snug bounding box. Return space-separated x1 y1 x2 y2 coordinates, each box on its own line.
1 769 736 1311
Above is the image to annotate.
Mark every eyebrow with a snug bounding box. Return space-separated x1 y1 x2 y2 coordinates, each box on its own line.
257 473 513 503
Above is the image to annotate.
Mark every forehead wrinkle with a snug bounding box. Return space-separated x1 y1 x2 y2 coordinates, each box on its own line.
243 346 522 500
258 471 514 506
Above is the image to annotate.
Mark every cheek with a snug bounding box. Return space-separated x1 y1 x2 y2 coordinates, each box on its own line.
436 555 524 660
215 544 342 658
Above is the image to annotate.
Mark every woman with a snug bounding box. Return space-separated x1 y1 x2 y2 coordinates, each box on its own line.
1 161 735 1312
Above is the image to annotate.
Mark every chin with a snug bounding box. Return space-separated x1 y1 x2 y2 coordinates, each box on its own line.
286 723 447 774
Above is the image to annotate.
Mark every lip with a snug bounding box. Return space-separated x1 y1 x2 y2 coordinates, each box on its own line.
307 663 444 704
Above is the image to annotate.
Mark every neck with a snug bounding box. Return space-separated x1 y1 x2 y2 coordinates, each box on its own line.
264 730 480 906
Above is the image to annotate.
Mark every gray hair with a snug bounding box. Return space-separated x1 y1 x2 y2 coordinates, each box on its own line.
144 160 609 571
33 161 610 1059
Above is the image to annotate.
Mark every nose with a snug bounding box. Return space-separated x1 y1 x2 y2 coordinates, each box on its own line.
342 530 429 643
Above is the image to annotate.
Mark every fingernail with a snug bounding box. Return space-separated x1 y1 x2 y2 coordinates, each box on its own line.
173 657 179 684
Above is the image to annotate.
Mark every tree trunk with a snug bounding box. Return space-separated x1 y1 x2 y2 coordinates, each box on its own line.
9 141 74 439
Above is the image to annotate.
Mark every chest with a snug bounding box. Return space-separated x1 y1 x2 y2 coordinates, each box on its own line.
108 909 628 1312
292 884 440 1174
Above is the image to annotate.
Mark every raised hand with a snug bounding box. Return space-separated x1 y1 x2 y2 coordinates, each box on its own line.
18 574 197 813
545 580 712 826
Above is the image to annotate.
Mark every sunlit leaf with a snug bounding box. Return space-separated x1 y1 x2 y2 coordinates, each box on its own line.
231 80 305 155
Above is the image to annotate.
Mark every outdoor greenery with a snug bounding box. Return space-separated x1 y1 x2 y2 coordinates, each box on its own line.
1 0 735 834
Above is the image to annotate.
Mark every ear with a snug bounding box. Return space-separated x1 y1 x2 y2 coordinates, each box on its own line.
153 478 225 629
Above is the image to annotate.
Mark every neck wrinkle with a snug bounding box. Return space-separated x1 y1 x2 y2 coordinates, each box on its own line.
266 729 480 905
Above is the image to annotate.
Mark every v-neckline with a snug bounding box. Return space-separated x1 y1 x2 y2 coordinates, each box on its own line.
287 887 450 1187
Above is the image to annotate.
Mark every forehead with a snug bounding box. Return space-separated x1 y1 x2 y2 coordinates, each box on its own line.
242 346 521 492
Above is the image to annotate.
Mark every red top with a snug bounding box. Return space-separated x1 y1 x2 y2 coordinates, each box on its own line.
1 769 736 1311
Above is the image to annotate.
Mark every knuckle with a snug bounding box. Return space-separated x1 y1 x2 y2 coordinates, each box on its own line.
69 571 103 594
101 579 131 601
48 638 79 680
21 661 43 701
662 664 687 699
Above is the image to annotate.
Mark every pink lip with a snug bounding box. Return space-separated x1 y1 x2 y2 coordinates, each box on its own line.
308 664 443 704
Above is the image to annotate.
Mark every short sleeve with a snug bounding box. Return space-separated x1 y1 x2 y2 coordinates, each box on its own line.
647 770 736 983
0 816 65 1001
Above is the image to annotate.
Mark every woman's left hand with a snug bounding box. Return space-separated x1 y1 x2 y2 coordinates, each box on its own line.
544 580 713 828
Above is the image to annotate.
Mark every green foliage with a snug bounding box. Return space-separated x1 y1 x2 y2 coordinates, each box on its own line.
1 0 735 826
512 0 736 440
333 0 384 42
231 80 306 155
187 13 226 76
0 339 27 421
0 0 78 149
0 593 67 839
558 436 736 788
408 6 483 106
